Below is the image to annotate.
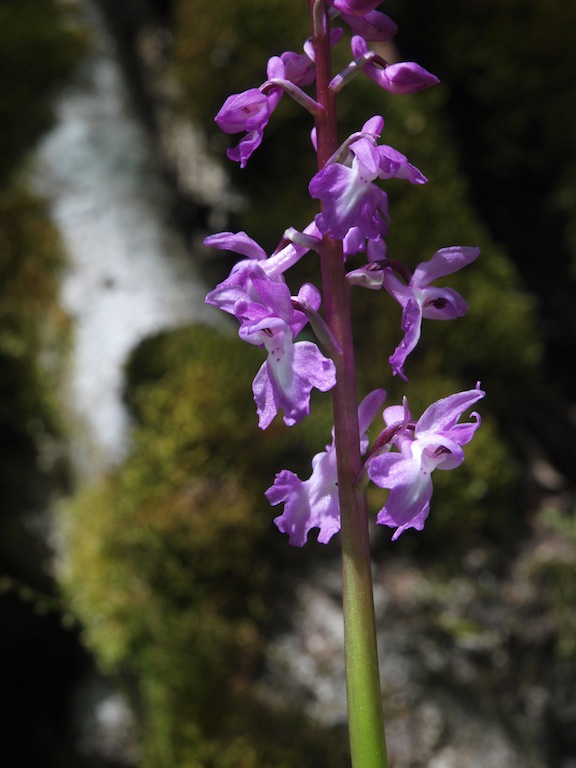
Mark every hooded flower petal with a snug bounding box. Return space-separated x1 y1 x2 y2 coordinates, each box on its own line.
374 61 440 95
280 50 315 86
309 118 425 241
350 36 439 94
215 89 269 134
339 10 398 41
206 256 335 429
309 156 390 240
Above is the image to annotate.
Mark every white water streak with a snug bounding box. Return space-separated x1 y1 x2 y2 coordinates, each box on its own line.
33 2 222 476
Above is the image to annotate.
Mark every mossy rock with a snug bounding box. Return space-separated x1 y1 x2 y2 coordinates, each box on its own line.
60 324 346 767
0 183 70 582
0 0 87 186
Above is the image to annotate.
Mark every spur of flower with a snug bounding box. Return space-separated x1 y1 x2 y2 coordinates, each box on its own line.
366 384 485 540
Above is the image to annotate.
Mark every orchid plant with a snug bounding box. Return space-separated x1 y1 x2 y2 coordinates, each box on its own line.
205 2 484 766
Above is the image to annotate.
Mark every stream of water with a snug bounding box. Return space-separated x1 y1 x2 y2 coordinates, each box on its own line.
29 5 226 759
33 0 221 478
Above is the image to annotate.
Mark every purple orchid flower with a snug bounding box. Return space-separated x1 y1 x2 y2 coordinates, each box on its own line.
267 389 387 545
382 246 479 380
309 116 426 241
351 36 440 94
215 56 285 168
206 253 336 429
367 385 485 540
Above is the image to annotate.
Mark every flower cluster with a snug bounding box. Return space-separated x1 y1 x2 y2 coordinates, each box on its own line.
205 2 484 544
268 384 484 544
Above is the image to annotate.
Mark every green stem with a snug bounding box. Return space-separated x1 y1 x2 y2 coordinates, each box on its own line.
309 3 388 767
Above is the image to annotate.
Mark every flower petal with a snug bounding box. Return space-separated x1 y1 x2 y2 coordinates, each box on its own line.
412 246 480 287
378 62 440 95
331 0 381 15
204 231 268 260
420 286 468 320
388 297 423 379
254 340 336 429
215 89 269 134
339 10 398 41
227 129 264 168
350 37 439 95
268 458 341 547
368 451 433 539
416 385 485 436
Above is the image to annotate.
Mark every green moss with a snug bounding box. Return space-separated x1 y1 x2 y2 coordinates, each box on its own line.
60 324 346 767
0 184 70 529
0 0 88 187
0 0 85 519
171 0 308 129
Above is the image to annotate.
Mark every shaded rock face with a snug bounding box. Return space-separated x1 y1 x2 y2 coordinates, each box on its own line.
266 529 576 768
33 0 224 477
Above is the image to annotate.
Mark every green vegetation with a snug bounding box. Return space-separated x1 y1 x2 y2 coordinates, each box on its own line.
0 187 68 485
0 0 87 187
60 325 347 767
0 0 85 554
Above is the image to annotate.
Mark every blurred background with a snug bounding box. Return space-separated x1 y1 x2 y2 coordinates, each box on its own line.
1 0 575 766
